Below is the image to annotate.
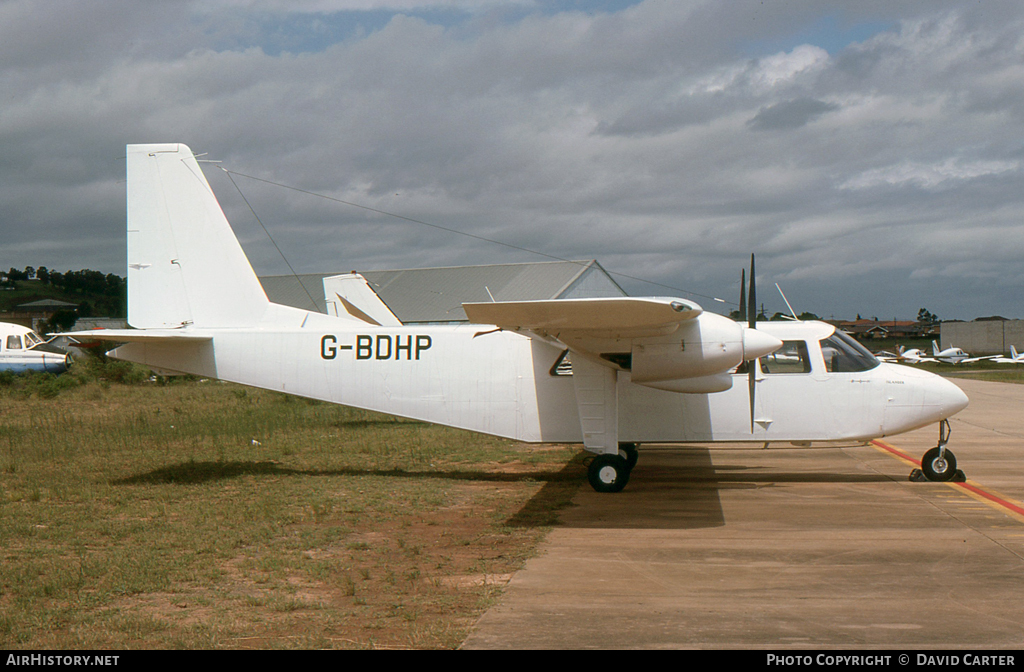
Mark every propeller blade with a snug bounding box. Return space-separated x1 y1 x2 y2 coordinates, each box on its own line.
738 268 746 322
747 254 757 433
749 364 756 433
748 253 756 330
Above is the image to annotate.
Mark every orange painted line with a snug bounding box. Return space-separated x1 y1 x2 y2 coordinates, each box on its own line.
870 439 920 467
956 481 1024 519
870 439 1024 523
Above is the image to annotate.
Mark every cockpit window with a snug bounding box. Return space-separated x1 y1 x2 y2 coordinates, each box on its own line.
760 340 811 374
820 331 879 373
24 331 42 348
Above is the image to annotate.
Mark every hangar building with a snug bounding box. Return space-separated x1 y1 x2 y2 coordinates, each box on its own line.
941 319 1024 356
259 259 626 324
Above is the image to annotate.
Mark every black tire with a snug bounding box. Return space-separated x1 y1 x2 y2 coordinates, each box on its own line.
921 446 957 482
619 442 639 471
588 454 630 493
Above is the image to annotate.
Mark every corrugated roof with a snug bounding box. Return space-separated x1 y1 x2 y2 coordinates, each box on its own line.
259 260 626 323
16 299 79 309
258 274 329 313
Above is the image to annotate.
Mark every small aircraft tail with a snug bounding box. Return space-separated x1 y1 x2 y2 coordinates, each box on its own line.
126 144 270 329
1012 345 1020 360
932 340 940 356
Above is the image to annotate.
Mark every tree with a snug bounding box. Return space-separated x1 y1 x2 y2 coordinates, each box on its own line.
41 309 78 335
917 308 938 324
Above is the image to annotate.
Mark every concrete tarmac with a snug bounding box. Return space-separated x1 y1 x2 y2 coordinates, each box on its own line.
462 378 1024 649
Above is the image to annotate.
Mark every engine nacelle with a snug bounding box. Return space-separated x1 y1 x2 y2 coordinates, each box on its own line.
638 373 733 394
630 313 743 383
630 313 781 384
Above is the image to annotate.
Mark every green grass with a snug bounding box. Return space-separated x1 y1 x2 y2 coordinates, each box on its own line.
0 369 582 649
911 360 1024 384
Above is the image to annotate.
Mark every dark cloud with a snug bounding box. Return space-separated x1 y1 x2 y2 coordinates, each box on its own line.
1 1 1023 320
747 97 839 130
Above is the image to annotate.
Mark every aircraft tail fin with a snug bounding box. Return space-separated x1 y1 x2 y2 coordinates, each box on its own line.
323 273 403 326
932 340 940 355
1012 345 1020 360
126 143 270 329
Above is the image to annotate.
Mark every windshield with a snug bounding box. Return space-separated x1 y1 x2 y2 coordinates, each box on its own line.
819 330 879 373
24 331 43 348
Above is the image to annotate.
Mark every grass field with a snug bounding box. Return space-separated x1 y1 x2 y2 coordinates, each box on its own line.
913 360 1024 384
4 354 1020 650
0 366 583 649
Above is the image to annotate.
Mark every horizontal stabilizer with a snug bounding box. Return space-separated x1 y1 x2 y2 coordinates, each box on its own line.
60 329 212 343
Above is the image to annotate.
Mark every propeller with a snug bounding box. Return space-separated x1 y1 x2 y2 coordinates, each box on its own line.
747 254 757 433
738 254 781 433
738 267 746 323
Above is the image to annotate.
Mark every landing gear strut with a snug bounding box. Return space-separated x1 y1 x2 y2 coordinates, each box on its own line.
910 420 965 482
587 443 640 493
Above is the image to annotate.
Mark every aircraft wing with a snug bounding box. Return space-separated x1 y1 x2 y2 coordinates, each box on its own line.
959 354 999 364
462 297 702 338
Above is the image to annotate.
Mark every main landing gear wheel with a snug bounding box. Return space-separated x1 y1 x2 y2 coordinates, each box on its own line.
588 454 630 493
921 446 957 482
619 442 639 471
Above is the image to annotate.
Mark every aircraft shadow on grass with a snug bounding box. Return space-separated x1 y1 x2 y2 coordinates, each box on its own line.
112 447 892 530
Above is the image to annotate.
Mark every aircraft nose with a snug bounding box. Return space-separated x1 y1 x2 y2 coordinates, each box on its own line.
932 376 969 417
742 327 782 361
882 364 969 435
47 353 69 373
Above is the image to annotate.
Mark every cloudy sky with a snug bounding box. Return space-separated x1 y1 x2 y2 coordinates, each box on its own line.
2 0 1023 321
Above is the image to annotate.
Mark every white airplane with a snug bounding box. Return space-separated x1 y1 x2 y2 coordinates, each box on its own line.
874 345 936 364
931 340 971 364
993 345 1024 364
962 345 1024 365
66 144 971 491
0 322 69 373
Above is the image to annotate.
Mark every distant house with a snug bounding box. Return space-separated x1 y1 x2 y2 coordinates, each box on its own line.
259 259 626 324
827 319 930 340
2 299 79 331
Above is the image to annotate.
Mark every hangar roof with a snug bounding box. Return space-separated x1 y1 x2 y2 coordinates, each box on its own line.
259 259 626 323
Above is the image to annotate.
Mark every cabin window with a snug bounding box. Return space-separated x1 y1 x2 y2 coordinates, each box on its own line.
7 335 22 350
759 340 811 374
820 331 879 373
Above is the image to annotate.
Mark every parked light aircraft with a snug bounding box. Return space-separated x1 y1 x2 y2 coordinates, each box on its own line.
65 144 971 491
875 346 936 364
0 322 69 373
962 345 1024 365
931 340 971 364
992 345 1024 364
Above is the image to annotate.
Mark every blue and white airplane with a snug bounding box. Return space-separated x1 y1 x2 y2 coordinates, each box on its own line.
66 143 972 490
0 322 68 373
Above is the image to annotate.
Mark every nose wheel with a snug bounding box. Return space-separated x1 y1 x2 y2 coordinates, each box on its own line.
910 420 965 482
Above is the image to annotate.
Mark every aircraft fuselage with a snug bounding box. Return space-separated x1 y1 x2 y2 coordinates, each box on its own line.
109 307 967 447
